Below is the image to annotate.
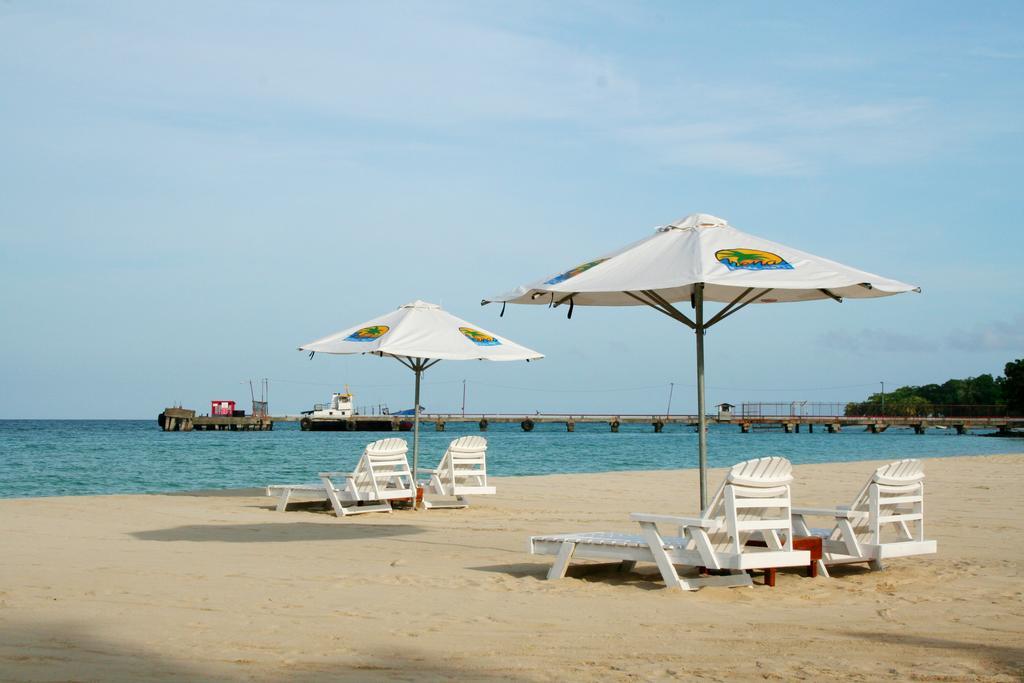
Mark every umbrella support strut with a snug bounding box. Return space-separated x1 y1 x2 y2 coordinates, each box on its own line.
629 287 708 508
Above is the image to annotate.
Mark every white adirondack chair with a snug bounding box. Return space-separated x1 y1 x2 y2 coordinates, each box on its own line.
319 437 416 516
266 438 415 516
418 436 495 509
530 457 810 590
791 458 936 576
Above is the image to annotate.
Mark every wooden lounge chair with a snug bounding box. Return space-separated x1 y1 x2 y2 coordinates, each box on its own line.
530 457 811 590
418 436 495 509
266 438 415 516
791 458 936 576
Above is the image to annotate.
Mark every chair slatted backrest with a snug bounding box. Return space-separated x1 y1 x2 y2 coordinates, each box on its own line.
440 436 488 490
353 438 413 498
702 457 795 554
846 459 925 545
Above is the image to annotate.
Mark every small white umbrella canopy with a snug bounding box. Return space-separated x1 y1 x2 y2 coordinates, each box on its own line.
299 300 543 504
485 213 919 507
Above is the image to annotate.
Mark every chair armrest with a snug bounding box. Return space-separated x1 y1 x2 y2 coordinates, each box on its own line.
415 468 436 475
630 513 722 529
792 506 854 519
318 471 351 479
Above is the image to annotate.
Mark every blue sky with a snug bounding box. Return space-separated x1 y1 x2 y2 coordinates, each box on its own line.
1 1 1022 418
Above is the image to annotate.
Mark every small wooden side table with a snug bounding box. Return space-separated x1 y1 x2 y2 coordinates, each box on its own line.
746 536 823 587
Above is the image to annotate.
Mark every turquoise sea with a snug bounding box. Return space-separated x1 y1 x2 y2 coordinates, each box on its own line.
0 419 1020 499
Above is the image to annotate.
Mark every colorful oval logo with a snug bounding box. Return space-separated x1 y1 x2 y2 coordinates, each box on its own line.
459 327 501 346
345 325 390 342
544 258 608 285
715 248 793 271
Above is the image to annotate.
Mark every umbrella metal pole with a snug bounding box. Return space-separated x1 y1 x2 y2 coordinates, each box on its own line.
695 283 708 510
412 362 422 510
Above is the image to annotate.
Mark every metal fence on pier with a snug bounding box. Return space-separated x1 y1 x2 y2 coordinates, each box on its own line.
740 402 1012 419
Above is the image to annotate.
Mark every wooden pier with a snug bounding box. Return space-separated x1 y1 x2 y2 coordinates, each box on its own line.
417 413 1024 435
158 408 273 432
158 408 1022 435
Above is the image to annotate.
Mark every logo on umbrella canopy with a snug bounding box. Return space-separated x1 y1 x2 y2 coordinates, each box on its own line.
459 327 501 346
715 248 793 271
344 325 390 342
544 258 609 285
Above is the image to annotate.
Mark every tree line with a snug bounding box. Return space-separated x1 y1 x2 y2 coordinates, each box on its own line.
844 358 1023 417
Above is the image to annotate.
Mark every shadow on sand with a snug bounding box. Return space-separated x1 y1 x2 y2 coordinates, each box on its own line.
472 560 798 590
0 619 211 682
845 631 1024 675
822 563 875 578
0 619 535 682
470 561 670 590
130 522 424 543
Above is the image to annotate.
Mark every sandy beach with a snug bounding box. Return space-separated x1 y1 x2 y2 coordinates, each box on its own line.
0 453 1021 682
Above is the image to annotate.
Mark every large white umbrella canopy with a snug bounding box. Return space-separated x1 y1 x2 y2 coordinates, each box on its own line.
299 300 543 505
484 213 919 507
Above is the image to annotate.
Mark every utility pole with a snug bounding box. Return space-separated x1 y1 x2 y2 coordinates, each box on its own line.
461 379 466 416
880 381 885 415
666 382 675 418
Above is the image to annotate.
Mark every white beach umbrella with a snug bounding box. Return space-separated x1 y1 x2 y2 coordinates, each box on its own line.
299 300 543 506
484 213 919 508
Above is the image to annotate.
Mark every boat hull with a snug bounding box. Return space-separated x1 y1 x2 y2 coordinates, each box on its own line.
299 417 413 432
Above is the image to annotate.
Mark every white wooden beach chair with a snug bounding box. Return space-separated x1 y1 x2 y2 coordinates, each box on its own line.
417 436 495 509
791 458 936 576
266 482 329 512
266 438 415 516
530 457 811 590
319 437 416 517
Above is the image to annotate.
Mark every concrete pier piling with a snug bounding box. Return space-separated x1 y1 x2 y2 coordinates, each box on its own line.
159 407 272 431
158 408 195 432
411 414 1019 433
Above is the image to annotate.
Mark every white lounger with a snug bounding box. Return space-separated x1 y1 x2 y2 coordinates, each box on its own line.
530 457 811 590
792 458 937 576
418 435 495 509
266 438 416 516
265 482 328 512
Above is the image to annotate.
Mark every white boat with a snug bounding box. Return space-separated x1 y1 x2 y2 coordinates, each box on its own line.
299 390 412 432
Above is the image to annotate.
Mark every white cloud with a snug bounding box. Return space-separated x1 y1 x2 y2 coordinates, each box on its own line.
818 328 939 354
0 3 959 177
947 314 1024 352
820 315 1024 356
967 47 1024 61
619 93 931 175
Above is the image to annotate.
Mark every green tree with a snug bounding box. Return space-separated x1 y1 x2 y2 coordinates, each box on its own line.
844 359 1020 416
969 374 1002 405
844 388 932 417
916 383 944 404
1002 359 1024 414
